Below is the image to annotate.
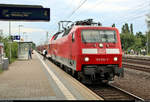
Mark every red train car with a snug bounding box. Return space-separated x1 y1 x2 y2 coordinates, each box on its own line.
37 44 48 55
49 19 124 83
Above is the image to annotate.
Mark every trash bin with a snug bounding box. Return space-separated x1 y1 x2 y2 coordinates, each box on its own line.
2 58 9 70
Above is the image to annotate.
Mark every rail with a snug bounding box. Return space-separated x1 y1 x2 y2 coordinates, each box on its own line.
87 83 145 101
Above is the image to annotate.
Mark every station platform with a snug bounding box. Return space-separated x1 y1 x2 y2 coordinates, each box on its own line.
0 51 103 100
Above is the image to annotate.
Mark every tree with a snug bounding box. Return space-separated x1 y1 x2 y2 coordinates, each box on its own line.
136 32 146 47
1 36 18 63
120 33 135 51
121 25 125 33
130 24 133 34
146 31 150 54
124 23 130 33
120 23 149 54
132 37 142 52
112 24 115 27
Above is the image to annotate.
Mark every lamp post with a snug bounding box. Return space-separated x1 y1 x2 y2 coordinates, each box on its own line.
146 14 150 55
0 29 3 41
23 32 26 41
25 34 28 42
18 25 23 41
9 21 11 63
147 32 149 55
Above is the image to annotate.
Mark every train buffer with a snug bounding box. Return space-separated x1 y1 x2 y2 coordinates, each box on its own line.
0 50 103 100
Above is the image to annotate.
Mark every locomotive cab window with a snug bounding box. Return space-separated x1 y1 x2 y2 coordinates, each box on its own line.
81 30 117 43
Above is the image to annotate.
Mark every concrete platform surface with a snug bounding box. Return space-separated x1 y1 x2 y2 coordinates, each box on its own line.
0 50 103 100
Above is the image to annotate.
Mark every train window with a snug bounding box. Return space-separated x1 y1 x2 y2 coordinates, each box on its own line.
81 30 117 43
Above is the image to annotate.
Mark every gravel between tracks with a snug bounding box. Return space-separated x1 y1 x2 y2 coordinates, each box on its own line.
111 68 150 100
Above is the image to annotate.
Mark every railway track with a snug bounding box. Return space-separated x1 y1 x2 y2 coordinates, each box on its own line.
37 52 144 102
87 83 144 101
123 56 150 61
47 55 145 101
123 63 150 73
122 58 150 66
39 53 145 101
123 57 150 73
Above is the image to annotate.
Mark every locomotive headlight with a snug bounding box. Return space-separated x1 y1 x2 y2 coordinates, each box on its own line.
99 43 103 48
84 57 89 62
114 57 118 61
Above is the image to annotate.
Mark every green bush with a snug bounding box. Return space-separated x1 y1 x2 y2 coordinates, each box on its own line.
0 68 3 73
2 37 18 63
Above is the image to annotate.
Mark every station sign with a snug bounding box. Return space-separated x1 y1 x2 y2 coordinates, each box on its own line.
11 35 20 40
0 4 50 21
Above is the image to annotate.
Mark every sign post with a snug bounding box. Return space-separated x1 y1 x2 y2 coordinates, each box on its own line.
0 4 50 61
9 21 12 63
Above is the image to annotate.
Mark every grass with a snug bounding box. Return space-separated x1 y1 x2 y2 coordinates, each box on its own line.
10 57 17 64
0 68 3 74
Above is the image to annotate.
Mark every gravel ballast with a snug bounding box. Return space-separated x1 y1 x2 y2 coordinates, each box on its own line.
112 68 150 100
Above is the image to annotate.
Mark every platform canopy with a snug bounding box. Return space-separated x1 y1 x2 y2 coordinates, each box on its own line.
0 4 50 21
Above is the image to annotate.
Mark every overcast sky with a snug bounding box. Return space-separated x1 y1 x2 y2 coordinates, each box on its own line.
0 0 149 45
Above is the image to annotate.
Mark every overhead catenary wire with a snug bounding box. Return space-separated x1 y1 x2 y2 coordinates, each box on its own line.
53 0 149 35
50 0 83 33
112 1 149 22
64 0 88 27
51 0 87 33
115 5 149 22
117 10 148 24
111 0 150 28
67 0 87 19
54 0 106 31
64 0 106 28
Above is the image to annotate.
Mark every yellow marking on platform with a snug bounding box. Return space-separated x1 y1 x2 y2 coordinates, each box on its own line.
36 52 76 100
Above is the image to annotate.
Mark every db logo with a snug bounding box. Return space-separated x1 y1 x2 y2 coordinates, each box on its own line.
98 49 106 54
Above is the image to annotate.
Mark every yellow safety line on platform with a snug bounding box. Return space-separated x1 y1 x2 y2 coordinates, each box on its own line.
36 52 76 100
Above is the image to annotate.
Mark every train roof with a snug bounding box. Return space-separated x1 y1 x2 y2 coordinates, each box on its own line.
52 26 118 37
72 25 118 31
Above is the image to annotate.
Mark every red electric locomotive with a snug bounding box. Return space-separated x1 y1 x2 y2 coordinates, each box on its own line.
49 19 124 83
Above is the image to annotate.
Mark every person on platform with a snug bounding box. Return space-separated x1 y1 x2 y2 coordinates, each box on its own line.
143 48 146 56
43 48 47 60
28 48 32 59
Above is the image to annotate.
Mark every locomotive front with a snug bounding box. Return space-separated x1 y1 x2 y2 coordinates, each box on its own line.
77 27 124 82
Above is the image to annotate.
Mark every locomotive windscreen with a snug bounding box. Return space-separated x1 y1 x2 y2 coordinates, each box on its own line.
81 30 117 43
